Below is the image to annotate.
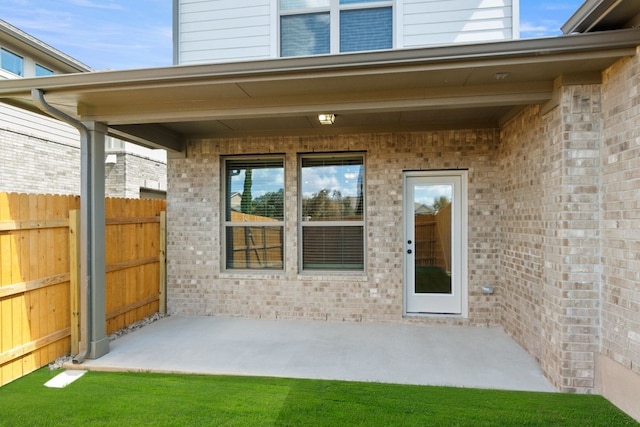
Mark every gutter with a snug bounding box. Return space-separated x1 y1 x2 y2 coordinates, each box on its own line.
31 88 92 364
1 28 638 94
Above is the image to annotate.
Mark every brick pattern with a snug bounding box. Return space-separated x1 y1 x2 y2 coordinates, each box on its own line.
105 152 167 198
553 84 603 392
165 52 640 397
500 84 602 393
499 105 548 374
1 128 166 198
167 131 502 325
0 128 80 195
601 49 640 378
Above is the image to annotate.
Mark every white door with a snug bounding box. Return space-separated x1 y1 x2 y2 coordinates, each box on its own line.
404 171 467 315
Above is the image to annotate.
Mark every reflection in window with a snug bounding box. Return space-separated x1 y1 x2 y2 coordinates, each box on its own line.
224 158 285 270
281 13 330 57
1 48 23 76
35 64 54 77
300 154 364 271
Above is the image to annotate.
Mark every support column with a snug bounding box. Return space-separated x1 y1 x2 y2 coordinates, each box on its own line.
81 121 109 359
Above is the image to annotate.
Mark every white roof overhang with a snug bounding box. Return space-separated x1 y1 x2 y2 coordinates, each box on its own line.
0 29 638 155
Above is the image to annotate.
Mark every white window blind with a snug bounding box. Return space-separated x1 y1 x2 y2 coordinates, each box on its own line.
279 0 392 57
300 154 365 271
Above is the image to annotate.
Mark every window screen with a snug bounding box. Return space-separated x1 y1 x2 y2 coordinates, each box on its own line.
300 155 364 271
225 158 285 270
280 0 392 57
340 7 392 53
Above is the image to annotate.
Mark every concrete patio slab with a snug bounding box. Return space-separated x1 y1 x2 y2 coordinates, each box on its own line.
73 316 554 392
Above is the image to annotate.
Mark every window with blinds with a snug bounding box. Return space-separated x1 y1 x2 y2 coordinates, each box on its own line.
300 154 365 271
224 158 285 270
279 0 392 57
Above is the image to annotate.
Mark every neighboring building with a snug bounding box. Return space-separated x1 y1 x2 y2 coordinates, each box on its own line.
1 0 640 421
0 19 166 198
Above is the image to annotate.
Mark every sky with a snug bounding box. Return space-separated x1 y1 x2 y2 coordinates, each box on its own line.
0 0 585 71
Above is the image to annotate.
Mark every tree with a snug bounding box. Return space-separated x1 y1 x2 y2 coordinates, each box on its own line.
240 169 252 214
431 196 450 214
252 188 284 220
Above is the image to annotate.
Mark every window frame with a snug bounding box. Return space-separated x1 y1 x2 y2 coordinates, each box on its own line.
298 152 366 273
279 0 393 57
222 155 286 272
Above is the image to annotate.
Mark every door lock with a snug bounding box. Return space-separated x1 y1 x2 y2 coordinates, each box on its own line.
407 249 412 254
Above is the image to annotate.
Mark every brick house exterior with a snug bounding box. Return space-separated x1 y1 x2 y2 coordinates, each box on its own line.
0 0 639 421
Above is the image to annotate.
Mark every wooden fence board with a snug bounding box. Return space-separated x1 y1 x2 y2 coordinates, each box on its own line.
1 193 165 386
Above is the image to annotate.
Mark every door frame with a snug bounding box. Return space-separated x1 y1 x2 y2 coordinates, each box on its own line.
403 170 468 317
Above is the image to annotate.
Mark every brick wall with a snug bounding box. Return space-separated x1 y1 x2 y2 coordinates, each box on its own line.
600 49 640 379
500 83 603 393
167 130 502 325
1 129 166 199
0 128 81 195
105 152 167 198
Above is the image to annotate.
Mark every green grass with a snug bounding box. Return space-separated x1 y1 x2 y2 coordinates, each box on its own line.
0 368 637 426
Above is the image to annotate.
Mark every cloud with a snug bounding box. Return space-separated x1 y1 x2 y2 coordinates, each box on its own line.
67 0 123 10
519 21 557 37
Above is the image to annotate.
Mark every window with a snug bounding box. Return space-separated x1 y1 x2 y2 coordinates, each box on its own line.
35 64 54 77
224 158 285 270
300 154 364 271
280 0 392 57
1 48 23 76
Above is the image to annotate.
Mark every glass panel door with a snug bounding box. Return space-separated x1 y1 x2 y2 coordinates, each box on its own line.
404 172 467 315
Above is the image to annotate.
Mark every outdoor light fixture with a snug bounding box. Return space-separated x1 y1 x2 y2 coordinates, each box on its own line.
318 113 336 125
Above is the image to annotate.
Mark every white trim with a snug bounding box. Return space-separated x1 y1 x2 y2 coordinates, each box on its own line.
395 0 403 49
512 0 520 39
270 0 279 58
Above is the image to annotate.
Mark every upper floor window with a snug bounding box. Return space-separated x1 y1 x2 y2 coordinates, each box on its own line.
1 48 23 76
35 64 54 77
280 0 392 57
224 157 285 270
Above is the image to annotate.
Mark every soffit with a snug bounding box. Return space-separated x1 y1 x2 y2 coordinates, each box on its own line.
563 0 640 34
0 29 638 150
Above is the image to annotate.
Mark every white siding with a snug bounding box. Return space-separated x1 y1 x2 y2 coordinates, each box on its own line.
400 0 515 48
175 0 516 64
0 103 79 145
178 0 273 65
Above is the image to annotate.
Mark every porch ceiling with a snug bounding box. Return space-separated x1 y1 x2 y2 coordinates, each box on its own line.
0 29 638 152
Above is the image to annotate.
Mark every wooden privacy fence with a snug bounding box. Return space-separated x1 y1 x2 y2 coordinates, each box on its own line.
0 193 166 387
415 203 452 271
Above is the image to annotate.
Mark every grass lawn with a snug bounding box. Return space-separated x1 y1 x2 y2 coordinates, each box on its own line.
0 368 637 426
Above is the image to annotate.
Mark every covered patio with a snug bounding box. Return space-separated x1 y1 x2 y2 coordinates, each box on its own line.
73 315 554 392
1 23 639 415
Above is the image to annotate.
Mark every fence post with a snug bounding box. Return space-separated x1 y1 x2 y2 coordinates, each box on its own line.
69 209 81 356
159 211 167 315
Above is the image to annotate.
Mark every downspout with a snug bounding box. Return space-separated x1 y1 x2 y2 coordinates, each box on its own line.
31 88 92 364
